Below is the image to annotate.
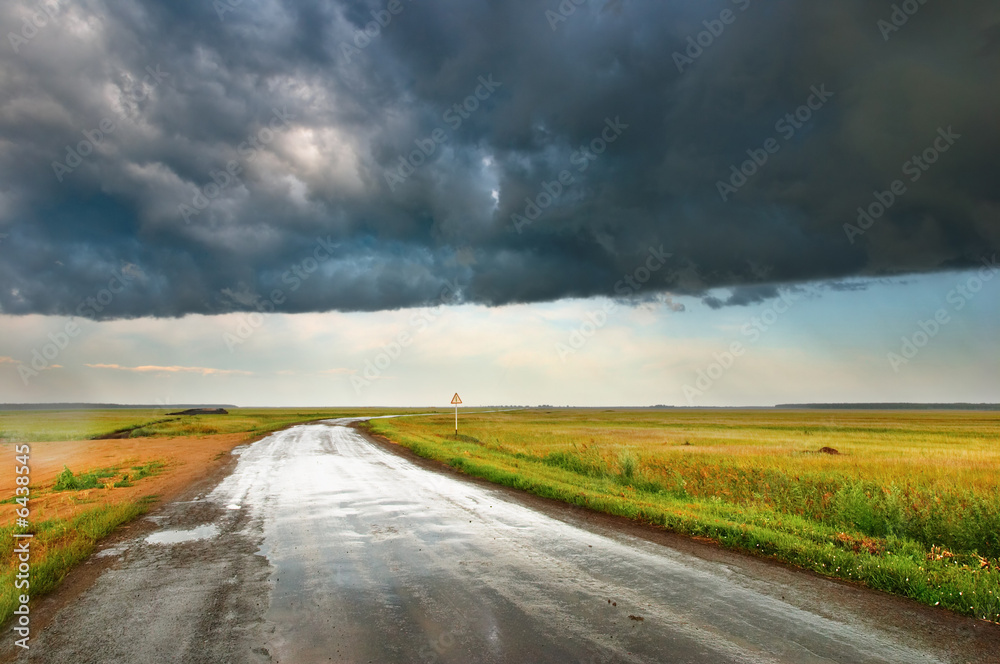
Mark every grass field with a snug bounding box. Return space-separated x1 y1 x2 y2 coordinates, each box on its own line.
0 407 438 624
365 408 1000 623
0 407 434 443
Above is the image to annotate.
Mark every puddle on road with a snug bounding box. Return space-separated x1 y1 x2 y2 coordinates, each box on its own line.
145 524 219 545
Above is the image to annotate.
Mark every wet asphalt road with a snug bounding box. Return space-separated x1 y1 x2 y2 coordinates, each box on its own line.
13 419 998 663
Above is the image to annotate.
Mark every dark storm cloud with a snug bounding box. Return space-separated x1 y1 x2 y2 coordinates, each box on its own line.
703 285 780 310
0 0 997 318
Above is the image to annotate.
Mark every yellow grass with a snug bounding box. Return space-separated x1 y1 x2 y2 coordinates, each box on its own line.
368 408 1000 621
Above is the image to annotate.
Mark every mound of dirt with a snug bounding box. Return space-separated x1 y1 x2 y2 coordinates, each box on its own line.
818 446 840 455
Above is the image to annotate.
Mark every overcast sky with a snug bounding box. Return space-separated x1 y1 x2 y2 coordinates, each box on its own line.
1 0 997 406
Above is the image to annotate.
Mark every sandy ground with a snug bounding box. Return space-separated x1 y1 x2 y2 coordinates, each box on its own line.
2 419 997 663
0 434 252 527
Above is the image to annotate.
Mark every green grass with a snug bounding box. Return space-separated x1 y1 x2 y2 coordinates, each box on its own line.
0 410 172 442
113 461 166 488
0 407 440 443
365 409 1000 622
52 466 118 491
48 461 168 491
0 498 156 623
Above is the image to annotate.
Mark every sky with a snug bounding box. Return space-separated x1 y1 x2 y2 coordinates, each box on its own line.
0 0 997 407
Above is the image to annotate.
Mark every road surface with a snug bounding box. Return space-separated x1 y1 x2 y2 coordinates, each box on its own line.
10 419 998 663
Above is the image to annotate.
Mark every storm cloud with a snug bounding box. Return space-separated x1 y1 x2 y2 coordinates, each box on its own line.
0 0 997 319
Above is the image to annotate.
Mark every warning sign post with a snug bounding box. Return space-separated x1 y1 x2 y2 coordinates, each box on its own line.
451 393 462 435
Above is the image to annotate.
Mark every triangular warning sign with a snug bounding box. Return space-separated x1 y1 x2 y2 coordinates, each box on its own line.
451 393 462 405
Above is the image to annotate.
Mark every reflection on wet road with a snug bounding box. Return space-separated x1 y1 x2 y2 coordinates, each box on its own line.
208 420 948 664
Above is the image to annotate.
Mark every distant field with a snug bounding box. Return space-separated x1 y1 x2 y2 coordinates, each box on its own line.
0 406 438 624
0 407 433 443
366 409 1000 623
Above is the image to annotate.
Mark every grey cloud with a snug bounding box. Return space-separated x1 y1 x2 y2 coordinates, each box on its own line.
0 0 997 319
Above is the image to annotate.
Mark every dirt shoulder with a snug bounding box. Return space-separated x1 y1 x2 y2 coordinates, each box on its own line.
0 434 252 528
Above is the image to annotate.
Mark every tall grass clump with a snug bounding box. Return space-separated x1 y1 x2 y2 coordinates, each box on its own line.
52 466 117 491
617 452 637 481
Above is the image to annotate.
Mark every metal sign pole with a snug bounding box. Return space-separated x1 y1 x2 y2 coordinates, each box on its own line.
450 393 462 436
